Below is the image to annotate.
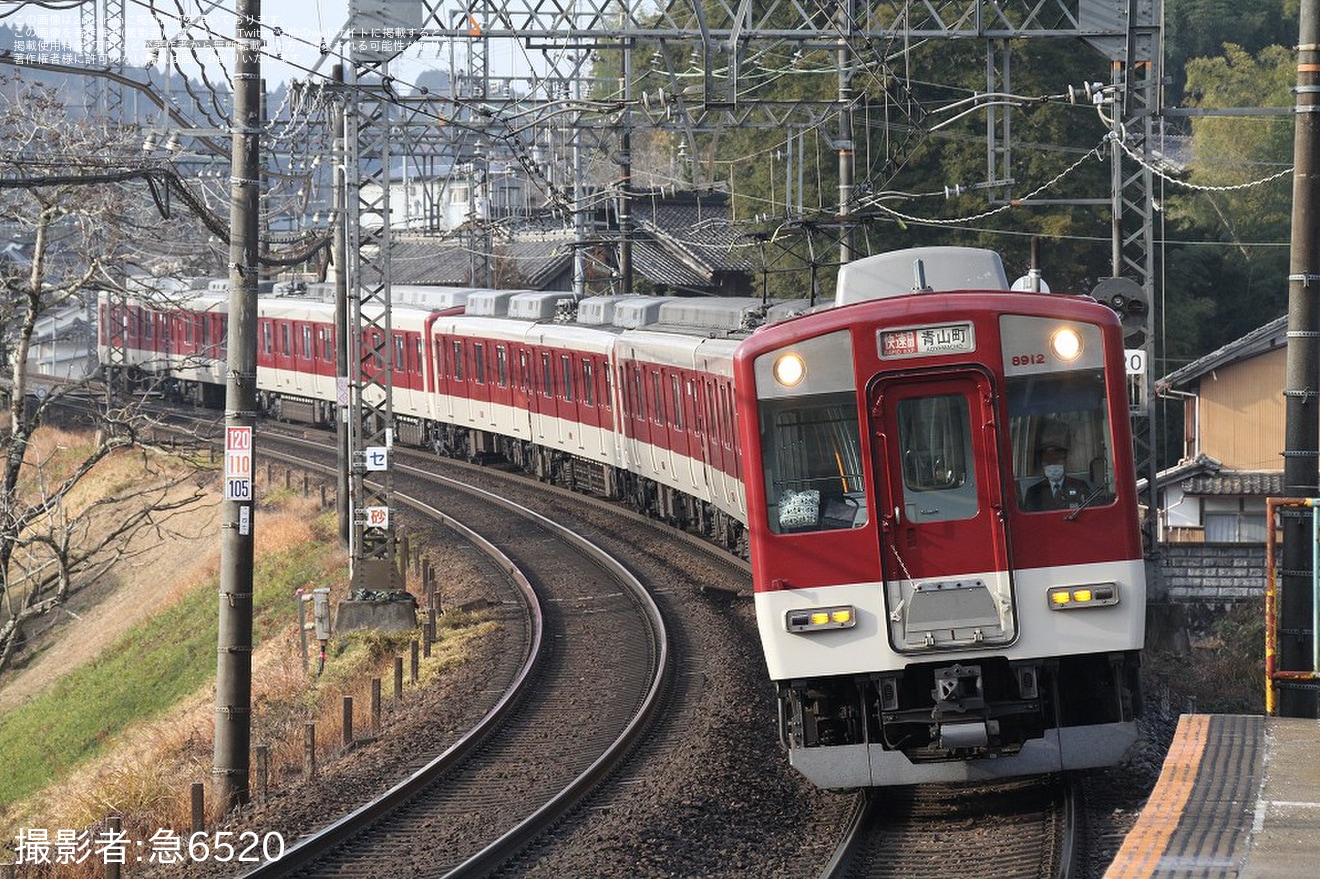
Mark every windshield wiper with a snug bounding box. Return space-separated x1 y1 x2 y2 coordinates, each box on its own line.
1065 485 1109 521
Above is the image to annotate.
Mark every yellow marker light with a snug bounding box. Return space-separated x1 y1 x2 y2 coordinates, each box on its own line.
1047 583 1120 610
1050 327 1083 362
772 352 806 387
786 605 858 633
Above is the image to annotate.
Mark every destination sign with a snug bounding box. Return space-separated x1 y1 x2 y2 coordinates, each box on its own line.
879 322 976 359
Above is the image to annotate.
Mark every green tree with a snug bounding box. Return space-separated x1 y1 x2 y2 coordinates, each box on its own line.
1164 43 1293 353
1164 0 1296 100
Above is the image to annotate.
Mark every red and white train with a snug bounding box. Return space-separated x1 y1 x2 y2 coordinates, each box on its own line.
98 246 1145 789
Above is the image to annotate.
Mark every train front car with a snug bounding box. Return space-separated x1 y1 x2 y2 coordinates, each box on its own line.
735 247 1145 789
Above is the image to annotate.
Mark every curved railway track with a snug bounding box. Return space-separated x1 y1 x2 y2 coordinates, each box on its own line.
237 431 670 878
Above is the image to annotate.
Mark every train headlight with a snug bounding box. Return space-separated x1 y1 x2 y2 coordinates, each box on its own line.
1046 583 1118 610
786 605 856 633
1050 327 1084 362
772 352 806 388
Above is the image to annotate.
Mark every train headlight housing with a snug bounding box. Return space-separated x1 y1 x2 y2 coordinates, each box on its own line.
772 352 806 388
1047 583 1118 610
1050 327 1084 362
786 605 856 633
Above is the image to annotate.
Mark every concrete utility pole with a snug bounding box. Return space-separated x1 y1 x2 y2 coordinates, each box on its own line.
1280 0 1320 718
213 0 261 811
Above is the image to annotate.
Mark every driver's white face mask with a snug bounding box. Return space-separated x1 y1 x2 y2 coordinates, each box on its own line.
1043 464 1065 482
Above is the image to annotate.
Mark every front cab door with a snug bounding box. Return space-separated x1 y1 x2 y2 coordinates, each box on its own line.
868 369 1016 653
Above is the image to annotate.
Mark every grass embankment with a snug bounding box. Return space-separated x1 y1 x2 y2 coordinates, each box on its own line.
0 521 338 807
0 429 498 870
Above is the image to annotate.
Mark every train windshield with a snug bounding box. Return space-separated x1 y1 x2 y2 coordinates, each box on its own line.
894 394 977 522
760 393 869 534
1007 368 1116 513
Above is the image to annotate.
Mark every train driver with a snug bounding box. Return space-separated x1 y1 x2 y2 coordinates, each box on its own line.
1022 421 1089 511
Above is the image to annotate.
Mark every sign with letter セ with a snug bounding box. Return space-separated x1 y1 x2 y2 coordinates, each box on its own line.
224 426 253 501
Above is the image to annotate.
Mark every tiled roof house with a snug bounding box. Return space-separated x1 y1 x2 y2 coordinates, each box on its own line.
1156 315 1288 542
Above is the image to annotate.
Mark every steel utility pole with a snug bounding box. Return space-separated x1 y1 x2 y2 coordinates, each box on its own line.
213 0 261 811
836 0 856 266
333 63 350 548
1280 0 1320 718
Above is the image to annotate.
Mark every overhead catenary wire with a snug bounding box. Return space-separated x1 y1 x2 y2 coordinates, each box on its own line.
8 0 1299 269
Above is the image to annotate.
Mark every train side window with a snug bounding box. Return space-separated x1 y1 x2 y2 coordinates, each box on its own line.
705 382 719 446
671 375 685 431
261 321 272 355
322 328 333 362
474 342 486 385
719 384 734 449
760 392 868 534
541 352 553 397
519 349 531 391
497 346 509 387
582 360 595 407
414 338 423 374
691 383 702 436
1007 369 1116 513
303 326 313 360
281 324 291 356
452 340 464 381
561 354 574 402
651 370 664 424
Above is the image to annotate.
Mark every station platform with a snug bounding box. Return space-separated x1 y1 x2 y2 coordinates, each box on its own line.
1104 713 1320 878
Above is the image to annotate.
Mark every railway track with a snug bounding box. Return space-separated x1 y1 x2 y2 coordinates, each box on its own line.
234 431 670 877
822 775 1082 879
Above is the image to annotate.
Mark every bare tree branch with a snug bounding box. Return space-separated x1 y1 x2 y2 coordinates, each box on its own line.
0 71 224 671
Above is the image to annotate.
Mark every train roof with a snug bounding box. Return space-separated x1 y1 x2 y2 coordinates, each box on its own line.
613 298 665 328
835 246 1010 306
465 289 541 317
108 288 230 312
523 320 619 354
120 276 811 339
614 325 742 366
508 290 579 321
256 298 338 322
656 297 764 333
387 285 478 310
579 294 793 336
